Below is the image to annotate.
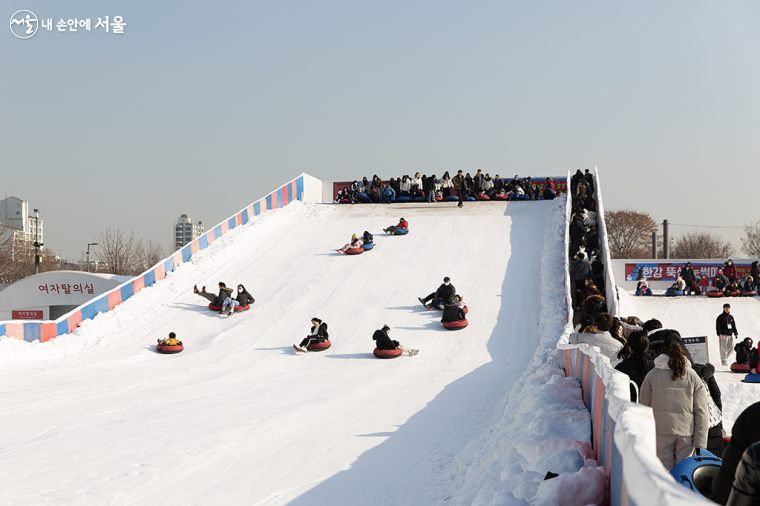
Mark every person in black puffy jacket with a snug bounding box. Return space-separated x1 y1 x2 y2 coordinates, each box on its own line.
293 318 329 353
615 331 654 402
713 402 760 504
693 362 725 458
372 325 418 356
362 231 373 245
727 442 760 506
735 338 754 365
418 277 456 309
441 303 466 323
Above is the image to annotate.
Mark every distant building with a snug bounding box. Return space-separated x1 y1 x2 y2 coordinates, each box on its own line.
173 214 203 250
0 196 44 256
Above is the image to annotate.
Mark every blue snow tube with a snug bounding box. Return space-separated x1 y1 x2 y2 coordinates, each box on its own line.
396 196 413 202
670 449 721 499
356 193 370 203
743 373 760 383
666 290 685 296
467 197 476 201
444 196 459 201
413 196 426 202
362 242 374 250
394 228 409 235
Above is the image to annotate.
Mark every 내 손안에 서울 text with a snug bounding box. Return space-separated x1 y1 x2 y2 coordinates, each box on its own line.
10 10 126 38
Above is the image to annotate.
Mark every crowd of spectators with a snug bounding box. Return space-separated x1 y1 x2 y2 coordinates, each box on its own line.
334 172 562 204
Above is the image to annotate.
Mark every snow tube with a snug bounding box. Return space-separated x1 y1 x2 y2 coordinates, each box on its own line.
670 449 721 499
635 289 653 296
731 363 751 373
435 197 443 202
444 196 459 202
742 291 757 296
393 228 409 235
157 343 184 354
374 348 403 359
476 196 490 201
362 242 374 250
345 247 364 255
726 291 740 297
339 199 351 204
442 319 468 330
494 195 509 201
743 373 760 383
413 196 426 202
467 197 476 201
208 303 251 312
706 291 723 298
665 290 684 296
307 340 331 352
396 196 413 202
356 193 370 203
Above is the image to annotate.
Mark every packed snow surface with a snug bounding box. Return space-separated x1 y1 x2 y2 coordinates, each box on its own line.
0 200 582 506
619 288 760 432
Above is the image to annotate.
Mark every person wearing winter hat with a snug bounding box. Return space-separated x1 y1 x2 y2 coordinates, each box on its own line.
294 318 329 353
337 233 363 254
372 325 418 356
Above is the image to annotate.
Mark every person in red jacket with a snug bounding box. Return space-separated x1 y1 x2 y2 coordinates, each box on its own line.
383 218 408 235
724 260 738 282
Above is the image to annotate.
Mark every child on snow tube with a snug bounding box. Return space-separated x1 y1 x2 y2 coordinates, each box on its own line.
337 234 364 254
158 332 182 347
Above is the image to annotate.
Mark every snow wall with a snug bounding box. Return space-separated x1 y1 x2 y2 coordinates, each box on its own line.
0 173 326 342
558 168 712 506
593 165 619 318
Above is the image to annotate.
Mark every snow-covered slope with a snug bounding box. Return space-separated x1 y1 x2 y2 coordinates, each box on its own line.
0 199 568 506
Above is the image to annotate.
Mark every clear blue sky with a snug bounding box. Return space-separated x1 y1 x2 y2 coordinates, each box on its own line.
3 1 759 260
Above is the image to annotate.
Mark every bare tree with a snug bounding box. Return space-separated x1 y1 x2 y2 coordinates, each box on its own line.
670 231 735 259
742 220 760 258
605 209 659 259
142 240 165 269
93 227 144 276
0 218 18 282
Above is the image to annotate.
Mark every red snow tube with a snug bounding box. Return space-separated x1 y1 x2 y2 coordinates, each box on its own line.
443 319 469 330
345 247 364 255
495 195 509 200
374 348 403 359
742 291 757 296
706 291 723 298
435 197 443 201
157 343 184 354
476 196 490 201
463 306 469 314
208 303 251 311
339 199 351 204
726 291 740 297
731 363 751 373
307 340 331 351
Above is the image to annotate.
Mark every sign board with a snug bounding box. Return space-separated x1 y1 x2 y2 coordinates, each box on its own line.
12 310 43 320
682 336 709 365
625 262 752 282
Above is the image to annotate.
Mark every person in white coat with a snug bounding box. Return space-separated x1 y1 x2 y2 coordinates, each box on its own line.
640 335 709 471
568 313 623 364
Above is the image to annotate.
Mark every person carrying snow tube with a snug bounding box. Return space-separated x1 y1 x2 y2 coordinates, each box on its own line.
372 324 418 358
195 282 233 306
418 277 456 309
219 284 254 315
157 332 184 354
383 217 408 235
293 318 330 353
337 234 364 254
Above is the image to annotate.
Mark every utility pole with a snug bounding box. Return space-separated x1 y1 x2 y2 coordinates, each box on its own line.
651 232 657 259
87 243 98 272
33 209 42 274
662 220 669 259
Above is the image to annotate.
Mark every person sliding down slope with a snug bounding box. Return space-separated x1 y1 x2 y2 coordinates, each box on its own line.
293 318 329 353
383 218 408 235
441 302 466 323
418 277 456 309
373 325 418 356
157 332 182 346
194 282 233 306
220 284 254 316
337 234 363 254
